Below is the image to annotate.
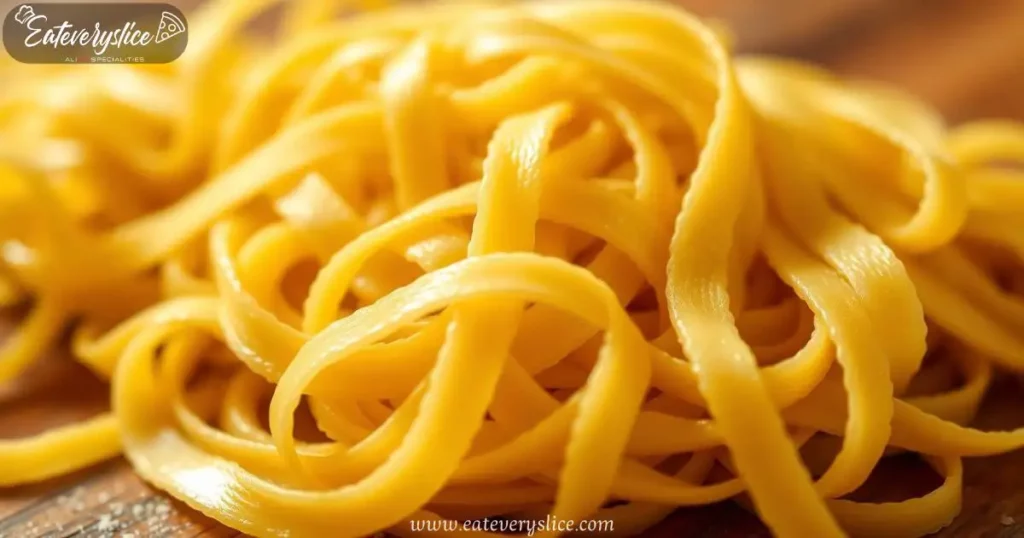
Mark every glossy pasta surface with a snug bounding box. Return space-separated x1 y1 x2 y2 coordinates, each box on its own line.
1 1 1024 537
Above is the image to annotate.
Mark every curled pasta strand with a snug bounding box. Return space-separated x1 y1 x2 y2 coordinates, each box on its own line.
2 2 1024 538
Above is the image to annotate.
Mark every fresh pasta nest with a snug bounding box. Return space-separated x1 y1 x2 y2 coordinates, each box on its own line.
1 1 1024 537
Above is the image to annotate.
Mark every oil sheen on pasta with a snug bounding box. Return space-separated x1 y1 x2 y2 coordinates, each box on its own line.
1 1 1024 537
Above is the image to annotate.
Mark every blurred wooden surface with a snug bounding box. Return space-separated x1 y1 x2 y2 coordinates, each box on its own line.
2 0 1024 536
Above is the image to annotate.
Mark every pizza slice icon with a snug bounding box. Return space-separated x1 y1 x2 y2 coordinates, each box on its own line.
155 11 186 44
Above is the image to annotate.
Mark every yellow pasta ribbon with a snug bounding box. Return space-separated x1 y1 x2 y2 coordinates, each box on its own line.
1 1 1024 537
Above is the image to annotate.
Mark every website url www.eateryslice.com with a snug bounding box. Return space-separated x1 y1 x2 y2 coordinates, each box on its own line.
409 516 615 535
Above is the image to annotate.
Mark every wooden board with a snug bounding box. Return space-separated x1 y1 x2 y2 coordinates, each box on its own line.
2 0 1024 536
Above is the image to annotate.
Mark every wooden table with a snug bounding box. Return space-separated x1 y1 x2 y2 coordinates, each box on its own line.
2 0 1024 536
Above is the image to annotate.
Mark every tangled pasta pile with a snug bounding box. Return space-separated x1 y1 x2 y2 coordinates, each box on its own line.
2 0 1024 536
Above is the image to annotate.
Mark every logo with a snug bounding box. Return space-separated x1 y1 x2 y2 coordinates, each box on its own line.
4 3 188 64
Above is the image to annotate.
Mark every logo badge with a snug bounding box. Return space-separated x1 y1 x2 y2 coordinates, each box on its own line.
3 3 188 64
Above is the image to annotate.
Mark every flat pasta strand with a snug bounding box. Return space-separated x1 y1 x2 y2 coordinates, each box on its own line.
1 1 1023 537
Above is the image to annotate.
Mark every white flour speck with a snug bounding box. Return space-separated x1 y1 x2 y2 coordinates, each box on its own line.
96 515 115 532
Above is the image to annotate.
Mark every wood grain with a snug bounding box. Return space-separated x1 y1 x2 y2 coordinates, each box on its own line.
2 0 1024 536
0 316 241 538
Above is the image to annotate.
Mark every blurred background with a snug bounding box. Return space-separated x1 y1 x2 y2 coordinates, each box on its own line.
683 0 1024 123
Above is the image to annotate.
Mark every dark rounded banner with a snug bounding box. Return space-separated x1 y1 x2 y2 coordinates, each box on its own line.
4 3 188 64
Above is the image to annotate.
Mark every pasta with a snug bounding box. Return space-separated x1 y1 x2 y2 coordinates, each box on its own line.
1 0 1024 536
